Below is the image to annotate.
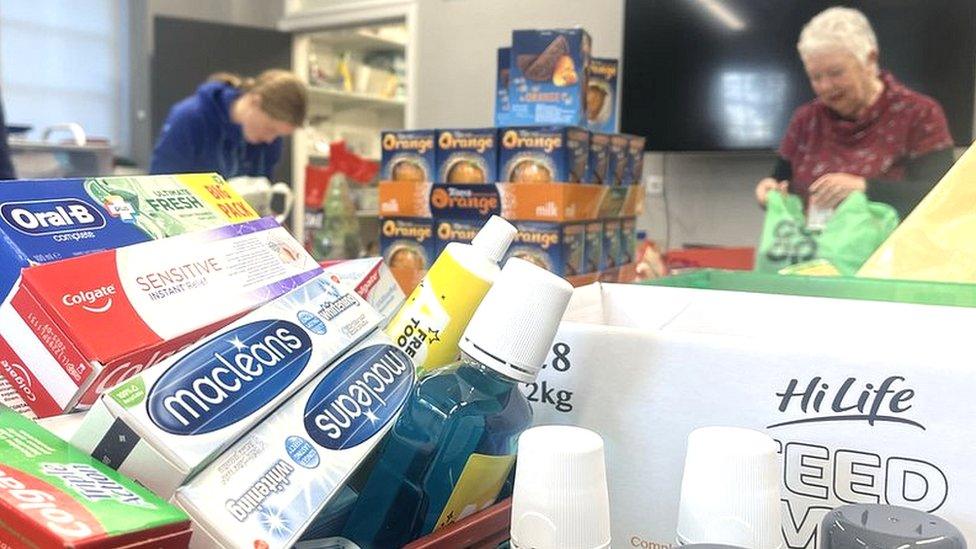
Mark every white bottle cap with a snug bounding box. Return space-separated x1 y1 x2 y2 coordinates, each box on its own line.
511 425 611 549
459 257 573 383
471 215 517 263
676 427 783 549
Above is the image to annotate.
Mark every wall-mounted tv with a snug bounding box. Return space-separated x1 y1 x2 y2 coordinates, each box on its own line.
621 0 976 151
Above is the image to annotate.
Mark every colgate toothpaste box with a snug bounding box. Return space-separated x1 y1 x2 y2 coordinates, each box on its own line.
71 273 383 500
0 217 319 418
0 405 192 548
320 257 406 325
174 331 414 549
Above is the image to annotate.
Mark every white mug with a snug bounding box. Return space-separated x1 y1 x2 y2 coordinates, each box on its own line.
226 176 294 223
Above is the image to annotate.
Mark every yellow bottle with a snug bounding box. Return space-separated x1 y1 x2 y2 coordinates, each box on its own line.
385 215 517 375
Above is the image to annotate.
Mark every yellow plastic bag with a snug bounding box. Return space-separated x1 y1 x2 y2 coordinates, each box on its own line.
858 145 976 282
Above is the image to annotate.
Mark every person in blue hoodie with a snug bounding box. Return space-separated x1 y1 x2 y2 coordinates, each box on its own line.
150 69 306 178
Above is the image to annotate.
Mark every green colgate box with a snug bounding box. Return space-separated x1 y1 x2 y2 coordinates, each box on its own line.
0 407 191 548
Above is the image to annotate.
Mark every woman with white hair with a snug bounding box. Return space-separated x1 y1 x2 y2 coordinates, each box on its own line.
754 6 954 219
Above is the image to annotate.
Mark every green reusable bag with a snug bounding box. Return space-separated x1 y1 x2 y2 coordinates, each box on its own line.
755 191 899 275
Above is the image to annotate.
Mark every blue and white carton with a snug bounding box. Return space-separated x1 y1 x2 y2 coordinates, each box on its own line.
174 331 415 549
70 274 383 499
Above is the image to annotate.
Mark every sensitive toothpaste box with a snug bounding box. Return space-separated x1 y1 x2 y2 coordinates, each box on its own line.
531 282 976 548
71 274 383 499
174 331 415 549
0 406 192 548
498 126 590 183
0 217 320 417
509 28 592 126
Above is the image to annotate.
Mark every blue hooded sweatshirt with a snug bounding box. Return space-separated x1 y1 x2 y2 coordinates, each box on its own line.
150 81 282 179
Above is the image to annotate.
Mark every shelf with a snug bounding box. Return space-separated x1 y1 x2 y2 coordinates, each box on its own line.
357 210 379 218
309 28 406 53
308 86 405 110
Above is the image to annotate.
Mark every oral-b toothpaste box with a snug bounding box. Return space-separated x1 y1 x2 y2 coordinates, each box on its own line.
174 331 414 549
0 406 192 548
0 217 319 418
71 274 383 500
0 173 257 304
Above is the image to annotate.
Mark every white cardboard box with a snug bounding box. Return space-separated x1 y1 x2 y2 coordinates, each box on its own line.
529 283 975 549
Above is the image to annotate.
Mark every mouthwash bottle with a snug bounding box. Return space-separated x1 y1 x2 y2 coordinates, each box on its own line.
341 257 574 548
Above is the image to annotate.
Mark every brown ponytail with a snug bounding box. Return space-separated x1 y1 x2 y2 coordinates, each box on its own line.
208 69 307 127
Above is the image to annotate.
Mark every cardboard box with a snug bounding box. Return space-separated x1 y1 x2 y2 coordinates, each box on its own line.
0 218 320 417
589 132 611 184
70 273 383 500
433 218 485 255
380 217 436 272
607 134 630 186
174 331 415 549
498 126 590 183
627 135 647 185
321 257 406 324
435 128 498 183
529 282 976 548
495 47 514 126
0 406 192 548
586 58 618 133
380 130 436 183
506 221 585 277
509 28 592 126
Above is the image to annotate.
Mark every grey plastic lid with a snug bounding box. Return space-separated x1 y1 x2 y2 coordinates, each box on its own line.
821 504 966 549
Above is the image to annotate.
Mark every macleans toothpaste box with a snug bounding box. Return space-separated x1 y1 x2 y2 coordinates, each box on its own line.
0 406 192 548
320 257 406 324
71 274 383 500
0 217 320 418
174 331 415 549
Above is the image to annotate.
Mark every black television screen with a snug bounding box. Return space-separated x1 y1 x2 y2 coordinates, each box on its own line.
621 0 976 151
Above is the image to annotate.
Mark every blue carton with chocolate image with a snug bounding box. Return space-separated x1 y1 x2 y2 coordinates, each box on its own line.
508 28 592 126
586 57 618 133
498 126 590 183
380 217 436 272
381 130 436 182
435 128 498 183
505 221 585 277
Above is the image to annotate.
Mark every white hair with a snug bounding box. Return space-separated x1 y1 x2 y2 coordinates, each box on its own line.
797 7 878 67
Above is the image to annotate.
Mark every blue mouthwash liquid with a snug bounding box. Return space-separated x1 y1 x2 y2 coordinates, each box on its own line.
340 356 531 547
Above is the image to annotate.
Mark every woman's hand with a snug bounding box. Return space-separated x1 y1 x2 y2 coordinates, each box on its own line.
755 177 788 206
809 173 866 208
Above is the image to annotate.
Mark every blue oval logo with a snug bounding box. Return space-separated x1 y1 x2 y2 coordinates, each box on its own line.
285 435 320 469
303 344 414 450
148 320 312 435
297 310 327 335
0 198 107 236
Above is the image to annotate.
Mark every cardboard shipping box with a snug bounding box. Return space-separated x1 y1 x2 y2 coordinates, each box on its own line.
530 282 976 549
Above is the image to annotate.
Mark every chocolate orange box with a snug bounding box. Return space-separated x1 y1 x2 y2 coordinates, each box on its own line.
435 128 497 183
380 130 436 183
589 132 611 184
586 58 618 133
380 217 436 273
608 134 631 186
509 28 592 126
505 221 585 277
498 126 590 183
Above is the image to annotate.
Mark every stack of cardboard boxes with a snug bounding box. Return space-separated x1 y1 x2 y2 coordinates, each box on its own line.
378 28 646 290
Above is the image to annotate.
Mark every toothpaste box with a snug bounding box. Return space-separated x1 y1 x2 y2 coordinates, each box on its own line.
509 28 592 126
620 217 636 265
174 331 415 549
0 406 192 548
0 173 257 305
0 217 320 417
498 126 590 183
588 132 611 184
627 135 647 185
381 130 436 183
607 134 630 186
585 221 604 273
380 217 436 272
433 218 485 256
603 219 622 269
70 274 382 500
435 128 498 183
505 221 585 277
494 48 514 126
321 257 406 324
585 58 619 133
